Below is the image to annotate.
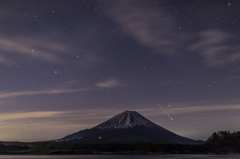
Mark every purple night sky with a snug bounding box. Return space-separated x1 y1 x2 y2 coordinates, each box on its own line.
0 0 239 142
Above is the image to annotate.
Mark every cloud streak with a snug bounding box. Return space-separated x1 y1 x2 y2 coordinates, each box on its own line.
96 78 124 88
0 88 87 99
0 36 70 64
169 104 240 115
0 111 65 122
190 30 240 67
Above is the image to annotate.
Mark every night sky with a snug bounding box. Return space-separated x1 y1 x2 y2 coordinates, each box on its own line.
0 0 240 142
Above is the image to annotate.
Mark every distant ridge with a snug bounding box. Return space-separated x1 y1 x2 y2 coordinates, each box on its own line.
60 111 203 144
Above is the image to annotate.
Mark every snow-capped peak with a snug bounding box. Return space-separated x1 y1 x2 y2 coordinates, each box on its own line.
94 111 158 129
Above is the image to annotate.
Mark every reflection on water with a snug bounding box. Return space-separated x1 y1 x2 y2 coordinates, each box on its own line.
0 155 239 159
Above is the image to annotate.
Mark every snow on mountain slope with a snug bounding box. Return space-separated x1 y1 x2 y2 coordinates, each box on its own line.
94 111 159 129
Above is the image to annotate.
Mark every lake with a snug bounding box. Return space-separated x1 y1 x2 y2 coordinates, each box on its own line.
0 155 239 159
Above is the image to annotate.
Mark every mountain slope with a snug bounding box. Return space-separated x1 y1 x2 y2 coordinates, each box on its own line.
94 110 160 129
60 111 202 144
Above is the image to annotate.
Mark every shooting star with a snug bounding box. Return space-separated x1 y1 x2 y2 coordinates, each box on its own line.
157 103 173 120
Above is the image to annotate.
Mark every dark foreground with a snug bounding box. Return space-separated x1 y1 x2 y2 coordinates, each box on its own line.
0 154 240 159
1 131 239 155
0 142 238 155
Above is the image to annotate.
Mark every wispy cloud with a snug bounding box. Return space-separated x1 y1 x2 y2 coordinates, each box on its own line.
190 30 240 67
105 1 240 68
0 36 69 64
0 111 65 122
0 88 87 99
0 109 119 125
96 78 124 88
169 104 240 115
105 0 189 55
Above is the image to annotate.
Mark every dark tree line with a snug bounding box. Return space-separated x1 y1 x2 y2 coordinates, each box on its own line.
205 131 240 153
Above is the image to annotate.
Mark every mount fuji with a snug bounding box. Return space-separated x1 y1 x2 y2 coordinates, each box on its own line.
60 111 202 144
